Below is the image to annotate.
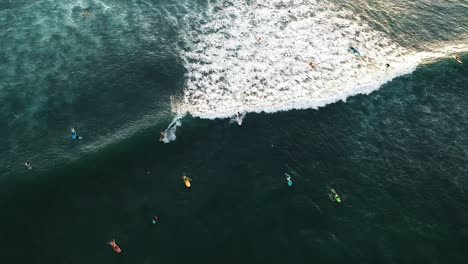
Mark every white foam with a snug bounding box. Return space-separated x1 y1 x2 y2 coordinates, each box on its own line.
161 115 184 143
178 0 459 119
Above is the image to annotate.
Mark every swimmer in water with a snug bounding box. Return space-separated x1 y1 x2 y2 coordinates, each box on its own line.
385 63 390 68
255 36 262 43
83 10 90 17
24 162 32 170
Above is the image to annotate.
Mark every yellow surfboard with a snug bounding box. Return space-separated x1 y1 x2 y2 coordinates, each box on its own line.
183 176 191 188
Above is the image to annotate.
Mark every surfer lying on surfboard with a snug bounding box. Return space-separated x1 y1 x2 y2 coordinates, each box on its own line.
108 239 122 253
183 176 192 188
330 189 341 203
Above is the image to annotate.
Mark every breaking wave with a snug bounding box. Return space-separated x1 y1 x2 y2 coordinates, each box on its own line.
177 0 465 119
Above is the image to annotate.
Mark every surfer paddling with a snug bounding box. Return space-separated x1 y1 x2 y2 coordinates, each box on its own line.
108 239 122 253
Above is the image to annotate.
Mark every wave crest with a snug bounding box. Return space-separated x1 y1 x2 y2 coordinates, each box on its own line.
178 0 434 119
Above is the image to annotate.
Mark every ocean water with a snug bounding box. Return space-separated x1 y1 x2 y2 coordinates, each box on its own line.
1 0 467 263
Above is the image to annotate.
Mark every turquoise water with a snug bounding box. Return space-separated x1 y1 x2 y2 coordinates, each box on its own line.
1 0 468 263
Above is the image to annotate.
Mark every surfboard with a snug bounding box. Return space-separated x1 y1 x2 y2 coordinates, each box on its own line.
183 176 191 188
452 55 463 64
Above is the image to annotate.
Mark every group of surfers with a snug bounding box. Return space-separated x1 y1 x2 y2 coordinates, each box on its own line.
22 46 463 253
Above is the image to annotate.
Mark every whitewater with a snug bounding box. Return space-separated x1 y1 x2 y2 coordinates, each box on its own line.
176 0 468 119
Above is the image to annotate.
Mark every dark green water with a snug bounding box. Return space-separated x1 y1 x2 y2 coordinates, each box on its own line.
2 58 468 263
1 0 468 263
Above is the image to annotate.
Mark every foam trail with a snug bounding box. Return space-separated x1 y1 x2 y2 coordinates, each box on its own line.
178 0 467 120
162 113 185 143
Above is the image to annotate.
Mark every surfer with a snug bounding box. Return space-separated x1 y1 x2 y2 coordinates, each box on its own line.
331 189 341 203
108 239 122 253
82 10 90 17
71 128 81 140
24 162 32 170
349 46 360 55
285 173 292 187
452 55 462 64
308 60 316 70
152 216 159 224
159 131 166 142
385 63 390 68
255 36 262 43
183 176 192 188
236 112 243 126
